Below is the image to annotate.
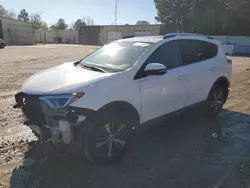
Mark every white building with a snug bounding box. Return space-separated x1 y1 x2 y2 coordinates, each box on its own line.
79 24 162 45
0 16 35 45
35 29 79 44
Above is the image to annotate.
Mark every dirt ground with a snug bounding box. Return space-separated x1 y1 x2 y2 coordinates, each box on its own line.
1 44 250 188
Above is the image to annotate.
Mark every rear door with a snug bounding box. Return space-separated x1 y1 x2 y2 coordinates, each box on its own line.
179 39 219 106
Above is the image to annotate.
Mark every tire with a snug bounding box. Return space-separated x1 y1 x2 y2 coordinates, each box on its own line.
0 44 4 49
83 111 133 164
206 84 228 117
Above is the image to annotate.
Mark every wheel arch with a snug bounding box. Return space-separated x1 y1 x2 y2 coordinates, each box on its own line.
207 76 230 100
97 101 140 127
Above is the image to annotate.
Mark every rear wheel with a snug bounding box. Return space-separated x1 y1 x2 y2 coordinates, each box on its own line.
84 112 132 164
207 85 227 117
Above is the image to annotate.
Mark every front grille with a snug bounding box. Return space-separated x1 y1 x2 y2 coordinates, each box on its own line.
22 94 45 126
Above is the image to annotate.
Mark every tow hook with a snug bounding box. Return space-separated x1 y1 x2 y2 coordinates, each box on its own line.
13 103 23 108
13 92 24 108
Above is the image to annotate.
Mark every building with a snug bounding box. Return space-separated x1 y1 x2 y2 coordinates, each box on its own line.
79 24 162 46
35 29 79 44
0 16 35 45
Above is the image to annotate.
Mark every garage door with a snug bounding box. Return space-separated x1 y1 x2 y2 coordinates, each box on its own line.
107 31 122 44
46 32 54 43
134 30 152 36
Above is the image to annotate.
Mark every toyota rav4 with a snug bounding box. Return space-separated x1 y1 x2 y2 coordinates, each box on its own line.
14 33 232 163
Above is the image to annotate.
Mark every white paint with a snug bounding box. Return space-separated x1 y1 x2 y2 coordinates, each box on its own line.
21 62 113 95
140 66 187 122
184 57 218 106
20 35 232 125
107 31 122 43
144 63 166 72
133 42 151 47
221 45 234 54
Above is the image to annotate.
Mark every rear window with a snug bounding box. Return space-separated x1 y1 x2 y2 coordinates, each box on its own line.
180 39 218 66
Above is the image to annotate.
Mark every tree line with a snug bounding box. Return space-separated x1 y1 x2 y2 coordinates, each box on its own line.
154 0 250 36
0 4 150 31
0 5 94 30
2 1 249 35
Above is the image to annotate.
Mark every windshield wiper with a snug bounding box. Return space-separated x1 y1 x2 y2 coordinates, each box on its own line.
82 64 107 73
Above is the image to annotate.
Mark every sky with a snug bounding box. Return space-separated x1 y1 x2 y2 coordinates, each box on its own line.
1 0 158 26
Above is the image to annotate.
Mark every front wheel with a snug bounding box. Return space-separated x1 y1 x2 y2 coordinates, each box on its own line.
84 113 132 164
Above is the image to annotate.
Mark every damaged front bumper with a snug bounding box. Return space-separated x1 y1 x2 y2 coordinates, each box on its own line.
13 92 93 146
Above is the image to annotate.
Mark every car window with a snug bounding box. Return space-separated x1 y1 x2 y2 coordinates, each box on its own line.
179 39 218 66
146 41 180 69
80 41 153 72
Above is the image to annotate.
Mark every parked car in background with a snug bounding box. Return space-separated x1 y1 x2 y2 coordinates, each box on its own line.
0 38 6 48
14 33 232 164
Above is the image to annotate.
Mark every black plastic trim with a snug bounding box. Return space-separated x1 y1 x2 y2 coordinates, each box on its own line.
69 107 96 116
206 76 230 101
141 100 207 126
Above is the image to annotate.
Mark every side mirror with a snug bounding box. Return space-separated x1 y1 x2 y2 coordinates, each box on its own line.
144 63 167 76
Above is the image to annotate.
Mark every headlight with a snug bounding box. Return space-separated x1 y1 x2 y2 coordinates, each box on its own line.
48 97 71 107
39 92 84 109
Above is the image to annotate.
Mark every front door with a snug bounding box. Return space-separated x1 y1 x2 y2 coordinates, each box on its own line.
139 41 188 123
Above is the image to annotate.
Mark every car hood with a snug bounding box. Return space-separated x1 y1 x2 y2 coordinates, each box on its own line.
21 62 113 95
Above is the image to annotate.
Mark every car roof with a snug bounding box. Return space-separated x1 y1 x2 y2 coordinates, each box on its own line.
117 36 164 43
116 35 221 45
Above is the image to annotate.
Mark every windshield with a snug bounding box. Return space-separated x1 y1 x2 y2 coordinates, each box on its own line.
80 41 153 72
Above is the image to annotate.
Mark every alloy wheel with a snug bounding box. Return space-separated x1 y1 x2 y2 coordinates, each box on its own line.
210 90 224 113
95 121 127 158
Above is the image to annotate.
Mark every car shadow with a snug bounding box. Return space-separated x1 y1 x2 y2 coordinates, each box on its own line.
10 109 250 188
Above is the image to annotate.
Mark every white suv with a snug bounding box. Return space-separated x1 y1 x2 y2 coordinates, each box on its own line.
14 34 232 163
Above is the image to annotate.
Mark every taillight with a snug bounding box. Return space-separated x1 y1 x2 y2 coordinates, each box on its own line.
227 58 232 65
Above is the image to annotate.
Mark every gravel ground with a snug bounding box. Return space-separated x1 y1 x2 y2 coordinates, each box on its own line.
1 45 250 188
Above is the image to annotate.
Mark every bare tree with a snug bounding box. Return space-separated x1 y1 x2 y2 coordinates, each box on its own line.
68 21 75 30
0 5 8 16
85 16 95 26
82 16 86 24
5 9 17 19
30 13 43 29
41 21 48 30
0 5 16 18
90 18 94 25
86 16 91 26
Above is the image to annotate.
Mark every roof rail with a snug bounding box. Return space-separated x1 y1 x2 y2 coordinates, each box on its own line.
163 33 214 40
123 35 134 39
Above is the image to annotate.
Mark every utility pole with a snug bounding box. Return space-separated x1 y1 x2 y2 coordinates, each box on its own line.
114 0 117 25
192 0 197 33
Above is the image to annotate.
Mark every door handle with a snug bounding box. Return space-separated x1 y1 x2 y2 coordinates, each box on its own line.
177 75 185 80
210 67 216 72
